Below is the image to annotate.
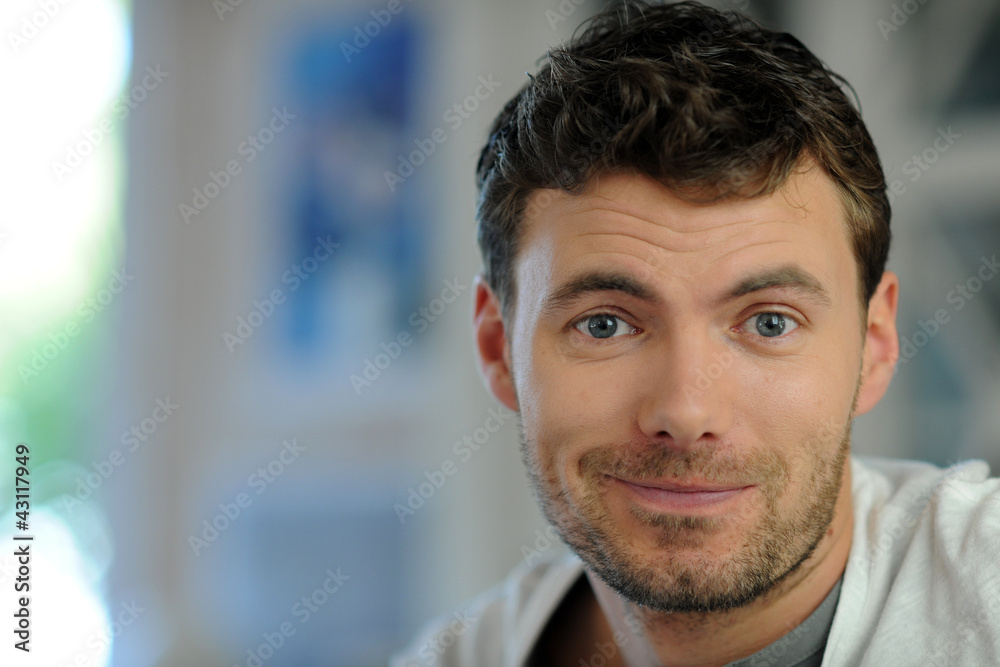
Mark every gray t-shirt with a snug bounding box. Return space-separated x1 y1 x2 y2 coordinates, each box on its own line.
525 571 842 666
726 576 841 667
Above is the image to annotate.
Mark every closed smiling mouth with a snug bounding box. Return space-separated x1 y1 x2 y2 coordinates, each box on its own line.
618 478 749 493
606 475 755 512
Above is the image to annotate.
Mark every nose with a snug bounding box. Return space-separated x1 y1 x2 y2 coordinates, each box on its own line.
635 335 737 448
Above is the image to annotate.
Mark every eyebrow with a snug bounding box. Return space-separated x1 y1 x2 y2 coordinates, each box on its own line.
541 271 659 316
541 264 832 316
724 265 832 307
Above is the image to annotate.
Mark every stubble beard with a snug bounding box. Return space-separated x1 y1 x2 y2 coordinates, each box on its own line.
519 416 851 614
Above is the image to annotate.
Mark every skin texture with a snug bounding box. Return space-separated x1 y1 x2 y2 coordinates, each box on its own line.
473 164 899 667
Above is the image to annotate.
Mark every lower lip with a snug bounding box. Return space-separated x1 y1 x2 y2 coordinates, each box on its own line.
614 479 753 513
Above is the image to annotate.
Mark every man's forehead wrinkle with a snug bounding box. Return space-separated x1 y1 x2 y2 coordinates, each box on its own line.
570 215 798 244
571 231 714 256
561 202 765 237
708 236 801 264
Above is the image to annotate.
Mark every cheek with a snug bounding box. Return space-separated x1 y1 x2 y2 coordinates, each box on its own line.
739 345 857 419
734 357 854 475
519 351 637 462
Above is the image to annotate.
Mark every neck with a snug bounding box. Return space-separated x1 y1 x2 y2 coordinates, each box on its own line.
584 466 854 667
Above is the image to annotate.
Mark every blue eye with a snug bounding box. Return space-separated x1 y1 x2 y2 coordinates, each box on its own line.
574 314 635 339
743 312 799 338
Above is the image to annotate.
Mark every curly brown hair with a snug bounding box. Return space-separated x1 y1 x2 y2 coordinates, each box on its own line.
475 0 890 321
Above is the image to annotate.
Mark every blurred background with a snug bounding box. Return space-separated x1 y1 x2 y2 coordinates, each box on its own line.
1 0 998 664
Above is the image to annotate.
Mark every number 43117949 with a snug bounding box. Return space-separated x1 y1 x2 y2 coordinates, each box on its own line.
15 443 29 525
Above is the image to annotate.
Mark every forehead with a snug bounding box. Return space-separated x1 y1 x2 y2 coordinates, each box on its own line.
513 167 855 306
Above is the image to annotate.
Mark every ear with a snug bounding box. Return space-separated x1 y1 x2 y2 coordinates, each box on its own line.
854 271 900 416
472 276 519 412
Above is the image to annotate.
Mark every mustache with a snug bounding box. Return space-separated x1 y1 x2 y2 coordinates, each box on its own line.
579 442 790 488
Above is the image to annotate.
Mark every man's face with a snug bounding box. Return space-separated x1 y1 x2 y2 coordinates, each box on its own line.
500 166 872 613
